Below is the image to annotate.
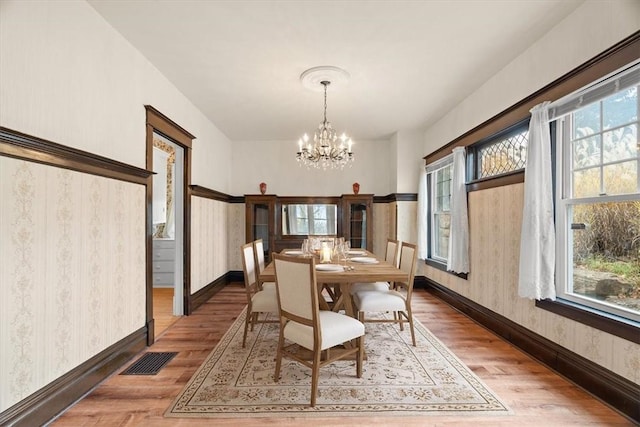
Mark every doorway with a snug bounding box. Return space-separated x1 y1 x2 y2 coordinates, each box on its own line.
145 105 194 345
151 133 184 337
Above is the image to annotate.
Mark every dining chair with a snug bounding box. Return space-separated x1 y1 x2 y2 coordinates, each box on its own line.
253 239 275 291
272 253 365 407
241 242 278 348
349 238 400 295
353 241 418 346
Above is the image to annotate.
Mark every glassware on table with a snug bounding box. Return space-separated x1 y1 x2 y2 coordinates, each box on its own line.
343 241 351 256
301 239 311 257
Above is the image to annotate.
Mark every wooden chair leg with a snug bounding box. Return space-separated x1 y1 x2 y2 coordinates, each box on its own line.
356 335 363 378
310 348 322 407
407 309 416 346
242 312 250 348
274 327 285 382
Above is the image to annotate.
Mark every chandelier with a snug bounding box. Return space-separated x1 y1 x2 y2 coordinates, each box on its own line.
296 79 354 170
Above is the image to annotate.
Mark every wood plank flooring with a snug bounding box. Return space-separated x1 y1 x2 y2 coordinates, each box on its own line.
51 284 634 426
153 287 180 340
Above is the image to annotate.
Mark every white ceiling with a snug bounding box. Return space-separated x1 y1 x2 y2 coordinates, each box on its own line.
88 0 583 142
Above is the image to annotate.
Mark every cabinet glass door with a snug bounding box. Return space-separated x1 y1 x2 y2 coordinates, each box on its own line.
349 203 367 249
253 203 270 257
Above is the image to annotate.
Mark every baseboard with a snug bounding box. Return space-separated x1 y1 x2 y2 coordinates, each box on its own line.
189 271 242 313
0 327 147 427
425 278 640 423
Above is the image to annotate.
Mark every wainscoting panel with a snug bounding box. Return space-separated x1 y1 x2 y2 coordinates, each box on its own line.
227 203 245 271
424 182 639 386
0 157 146 412
396 200 417 246
190 196 229 294
372 203 389 258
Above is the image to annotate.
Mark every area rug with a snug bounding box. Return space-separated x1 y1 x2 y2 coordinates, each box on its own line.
165 309 510 418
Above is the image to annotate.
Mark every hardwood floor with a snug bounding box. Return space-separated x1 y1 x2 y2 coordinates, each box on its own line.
153 287 180 340
51 284 634 426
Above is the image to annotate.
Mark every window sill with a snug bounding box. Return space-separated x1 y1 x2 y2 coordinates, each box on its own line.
536 298 639 344
425 259 468 280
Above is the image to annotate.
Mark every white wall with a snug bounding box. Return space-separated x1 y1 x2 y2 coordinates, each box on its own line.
394 130 425 193
423 0 640 157
230 139 391 196
418 0 640 386
0 0 232 192
0 0 232 412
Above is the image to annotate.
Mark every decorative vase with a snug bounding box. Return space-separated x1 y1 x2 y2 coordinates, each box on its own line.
259 182 267 194
352 182 360 195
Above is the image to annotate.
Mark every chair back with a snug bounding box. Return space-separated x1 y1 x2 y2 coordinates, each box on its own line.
241 242 258 296
273 254 318 328
385 239 400 267
397 242 417 298
254 239 267 275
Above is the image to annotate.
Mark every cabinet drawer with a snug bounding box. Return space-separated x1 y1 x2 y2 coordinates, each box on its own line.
153 260 174 273
153 272 174 286
153 248 175 262
153 239 175 250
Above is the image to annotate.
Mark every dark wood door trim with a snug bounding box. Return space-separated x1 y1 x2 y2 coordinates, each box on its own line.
145 106 195 345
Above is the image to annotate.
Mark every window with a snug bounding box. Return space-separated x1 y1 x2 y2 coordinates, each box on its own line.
468 120 529 181
426 155 453 264
553 62 639 323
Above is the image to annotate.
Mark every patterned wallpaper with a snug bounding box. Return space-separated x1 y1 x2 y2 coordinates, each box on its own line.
227 203 245 271
190 196 230 293
425 183 640 385
0 157 146 412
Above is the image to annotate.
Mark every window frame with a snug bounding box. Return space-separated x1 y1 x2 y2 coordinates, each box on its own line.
466 118 530 183
552 74 640 328
425 154 460 273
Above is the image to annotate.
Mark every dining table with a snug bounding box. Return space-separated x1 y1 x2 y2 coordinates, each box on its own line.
259 249 408 318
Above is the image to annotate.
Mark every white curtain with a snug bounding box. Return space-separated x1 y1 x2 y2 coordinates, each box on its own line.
446 147 469 274
518 101 556 300
417 166 428 260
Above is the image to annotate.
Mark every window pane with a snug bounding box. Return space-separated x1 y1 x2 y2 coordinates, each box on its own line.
603 124 637 164
477 129 528 178
603 161 638 195
603 86 638 130
573 102 600 138
434 212 450 259
570 202 640 316
573 167 601 198
573 135 601 168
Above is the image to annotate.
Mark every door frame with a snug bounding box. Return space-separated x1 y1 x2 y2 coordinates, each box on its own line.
145 105 194 345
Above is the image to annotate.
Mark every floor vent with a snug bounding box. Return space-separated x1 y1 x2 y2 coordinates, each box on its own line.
120 352 177 375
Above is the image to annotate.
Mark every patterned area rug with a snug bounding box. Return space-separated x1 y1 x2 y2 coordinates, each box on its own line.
165 309 510 418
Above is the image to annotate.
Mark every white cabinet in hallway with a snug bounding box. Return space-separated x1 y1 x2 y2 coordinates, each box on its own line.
153 239 175 287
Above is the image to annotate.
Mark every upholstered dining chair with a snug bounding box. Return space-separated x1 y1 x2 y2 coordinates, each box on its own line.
349 238 400 295
353 241 418 346
241 242 278 348
272 253 365 407
253 239 275 291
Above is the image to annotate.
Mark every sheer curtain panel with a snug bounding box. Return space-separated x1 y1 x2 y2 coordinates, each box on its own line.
446 147 469 274
518 102 556 300
417 166 428 260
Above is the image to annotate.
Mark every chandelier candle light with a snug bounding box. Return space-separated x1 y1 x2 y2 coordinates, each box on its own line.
296 67 354 170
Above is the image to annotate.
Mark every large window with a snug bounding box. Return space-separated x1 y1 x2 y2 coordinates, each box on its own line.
553 62 639 323
427 155 453 264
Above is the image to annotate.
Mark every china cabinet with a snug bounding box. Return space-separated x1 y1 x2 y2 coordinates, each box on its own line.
245 195 276 262
341 194 373 252
245 194 374 256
